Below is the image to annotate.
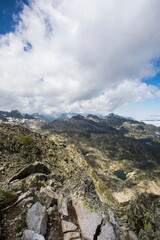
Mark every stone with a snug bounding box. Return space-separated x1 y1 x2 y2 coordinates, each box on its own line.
32 233 45 240
21 230 34 240
72 198 102 240
46 205 57 215
17 192 32 202
9 162 50 182
126 231 138 240
97 221 116 240
39 186 58 208
63 231 80 240
58 197 68 216
107 209 116 225
17 197 33 207
26 202 48 236
61 220 77 232
21 230 45 240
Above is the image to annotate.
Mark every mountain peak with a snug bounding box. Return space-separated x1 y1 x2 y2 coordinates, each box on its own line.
71 114 85 120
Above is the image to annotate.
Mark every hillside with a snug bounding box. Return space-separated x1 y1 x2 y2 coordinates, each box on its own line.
0 115 160 239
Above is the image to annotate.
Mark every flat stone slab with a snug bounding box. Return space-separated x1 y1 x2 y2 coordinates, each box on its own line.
61 220 77 232
63 231 80 240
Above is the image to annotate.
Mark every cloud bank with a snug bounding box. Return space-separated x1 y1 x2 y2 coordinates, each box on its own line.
0 0 160 114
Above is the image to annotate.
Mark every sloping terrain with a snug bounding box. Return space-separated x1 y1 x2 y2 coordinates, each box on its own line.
44 114 160 204
0 115 160 239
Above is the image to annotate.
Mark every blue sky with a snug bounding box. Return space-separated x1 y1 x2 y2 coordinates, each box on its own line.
0 0 160 123
0 0 26 34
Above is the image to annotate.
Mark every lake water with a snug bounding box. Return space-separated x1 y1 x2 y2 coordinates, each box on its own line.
82 151 88 156
113 170 127 180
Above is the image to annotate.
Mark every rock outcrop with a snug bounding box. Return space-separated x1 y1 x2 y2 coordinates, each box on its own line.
39 186 58 208
9 162 50 182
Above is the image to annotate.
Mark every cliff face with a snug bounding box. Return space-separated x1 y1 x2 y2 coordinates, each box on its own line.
0 122 160 240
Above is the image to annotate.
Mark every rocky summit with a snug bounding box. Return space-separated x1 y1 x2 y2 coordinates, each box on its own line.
0 113 160 240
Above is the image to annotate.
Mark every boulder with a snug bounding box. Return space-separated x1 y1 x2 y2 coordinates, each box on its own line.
21 230 45 240
72 198 102 240
39 186 58 208
26 202 48 236
126 231 138 240
98 221 116 240
58 197 68 216
61 220 77 232
9 162 50 182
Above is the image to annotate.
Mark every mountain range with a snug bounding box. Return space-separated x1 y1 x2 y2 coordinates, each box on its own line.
0 110 160 239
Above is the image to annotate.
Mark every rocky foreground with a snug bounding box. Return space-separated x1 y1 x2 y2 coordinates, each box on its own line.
0 123 160 240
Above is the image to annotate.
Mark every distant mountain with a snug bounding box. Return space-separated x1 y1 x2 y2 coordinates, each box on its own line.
33 112 77 122
0 110 46 131
104 113 138 127
44 113 139 134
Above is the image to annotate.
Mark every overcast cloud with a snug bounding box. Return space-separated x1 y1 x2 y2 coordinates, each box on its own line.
0 0 160 114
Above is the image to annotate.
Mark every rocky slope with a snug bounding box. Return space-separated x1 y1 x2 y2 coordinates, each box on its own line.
0 117 160 239
0 123 123 239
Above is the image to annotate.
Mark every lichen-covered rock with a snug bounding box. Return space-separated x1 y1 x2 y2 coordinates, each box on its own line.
128 193 160 239
72 197 102 240
58 196 68 216
26 202 48 236
39 186 58 208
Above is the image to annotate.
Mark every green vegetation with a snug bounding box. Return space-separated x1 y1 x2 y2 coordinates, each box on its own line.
19 135 34 146
0 187 17 210
15 219 27 233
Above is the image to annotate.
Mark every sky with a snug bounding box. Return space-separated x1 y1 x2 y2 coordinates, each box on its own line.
0 0 160 123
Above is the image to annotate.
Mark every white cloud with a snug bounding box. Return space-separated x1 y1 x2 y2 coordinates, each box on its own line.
0 0 160 114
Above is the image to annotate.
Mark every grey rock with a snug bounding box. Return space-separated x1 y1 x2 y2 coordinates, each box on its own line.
107 209 116 225
32 233 45 240
58 197 68 216
72 197 102 240
21 230 34 240
39 186 57 208
61 220 77 232
26 202 48 236
21 230 45 240
98 221 116 240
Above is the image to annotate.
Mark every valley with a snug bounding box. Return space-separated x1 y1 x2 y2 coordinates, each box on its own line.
0 111 160 239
